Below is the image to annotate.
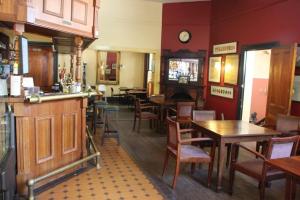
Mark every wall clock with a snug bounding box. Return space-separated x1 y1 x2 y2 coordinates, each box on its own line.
178 30 191 43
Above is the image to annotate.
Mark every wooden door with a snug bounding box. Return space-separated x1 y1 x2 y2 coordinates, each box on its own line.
265 44 297 126
28 46 54 91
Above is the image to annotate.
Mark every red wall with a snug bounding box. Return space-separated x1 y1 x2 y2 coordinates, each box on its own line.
162 2 211 51
161 1 211 88
205 0 300 119
162 0 300 119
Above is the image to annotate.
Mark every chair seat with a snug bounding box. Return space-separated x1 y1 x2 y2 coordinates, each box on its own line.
235 159 284 180
169 145 210 162
140 112 158 119
170 115 192 122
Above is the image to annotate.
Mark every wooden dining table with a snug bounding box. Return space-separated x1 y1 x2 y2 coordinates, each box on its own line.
192 120 281 191
149 97 176 131
266 156 300 200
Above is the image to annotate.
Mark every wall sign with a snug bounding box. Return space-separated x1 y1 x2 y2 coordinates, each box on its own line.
208 56 222 83
224 54 239 85
211 85 234 99
213 42 237 55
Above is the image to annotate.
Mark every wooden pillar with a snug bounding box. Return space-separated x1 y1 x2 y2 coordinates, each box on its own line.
13 23 25 65
70 53 76 81
74 36 83 82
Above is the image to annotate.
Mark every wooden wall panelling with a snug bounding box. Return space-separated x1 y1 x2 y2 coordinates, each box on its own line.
62 113 78 154
71 0 87 25
35 116 55 164
43 0 64 18
69 0 94 35
0 0 17 21
93 0 100 37
16 117 31 194
81 98 87 158
13 98 86 195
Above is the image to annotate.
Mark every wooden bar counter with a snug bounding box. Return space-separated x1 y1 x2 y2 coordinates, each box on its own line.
5 93 95 195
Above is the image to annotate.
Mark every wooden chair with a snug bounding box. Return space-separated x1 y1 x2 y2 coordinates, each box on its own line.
256 114 300 153
229 135 300 200
168 101 195 126
162 118 216 189
110 87 125 103
192 110 233 167
192 110 216 121
132 98 158 133
275 114 300 135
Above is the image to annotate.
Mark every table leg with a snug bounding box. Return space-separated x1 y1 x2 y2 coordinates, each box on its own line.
93 104 97 134
216 140 226 191
285 176 296 200
159 105 164 132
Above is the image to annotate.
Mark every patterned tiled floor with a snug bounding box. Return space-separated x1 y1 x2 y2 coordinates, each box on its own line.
37 139 164 200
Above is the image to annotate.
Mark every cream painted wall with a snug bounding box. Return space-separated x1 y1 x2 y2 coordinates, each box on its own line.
57 49 97 85
88 0 162 94
253 50 271 79
58 50 145 96
58 0 162 94
116 52 145 94
82 49 98 86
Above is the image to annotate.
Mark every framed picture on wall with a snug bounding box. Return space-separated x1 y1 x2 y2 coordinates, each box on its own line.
208 56 222 83
224 54 239 85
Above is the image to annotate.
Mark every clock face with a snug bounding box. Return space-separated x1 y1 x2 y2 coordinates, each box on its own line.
179 30 191 43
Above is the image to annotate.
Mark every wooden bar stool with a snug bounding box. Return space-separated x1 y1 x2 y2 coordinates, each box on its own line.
93 100 108 134
101 105 120 145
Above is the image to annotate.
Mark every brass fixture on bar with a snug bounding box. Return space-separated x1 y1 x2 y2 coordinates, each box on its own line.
27 91 100 103
27 127 101 200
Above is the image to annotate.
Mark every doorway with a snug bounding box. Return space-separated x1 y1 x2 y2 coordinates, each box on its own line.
241 49 271 122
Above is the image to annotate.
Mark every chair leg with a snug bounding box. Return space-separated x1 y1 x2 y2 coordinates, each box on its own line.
207 161 214 188
229 165 235 195
138 118 141 133
191 163 195 175
256 142 261 153
259 181 266 200
93 106 97 134
226 144 232 168
172 159 180 189
261 142 268 155
132 116 136 131
162 151 169 177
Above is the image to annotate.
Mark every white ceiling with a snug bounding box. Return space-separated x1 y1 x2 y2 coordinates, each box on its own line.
145 0 210 3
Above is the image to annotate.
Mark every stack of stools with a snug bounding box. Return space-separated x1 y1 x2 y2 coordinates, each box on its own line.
93 100 108 134
101 105 120 145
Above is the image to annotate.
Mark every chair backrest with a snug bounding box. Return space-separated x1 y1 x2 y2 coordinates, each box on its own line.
176 101 195 121
111 87 114 96
265 135 299 159
166 117 180 150
149 94 165 100
193 110 216 121
134 98 143 116
276 114 300 134
221 113 225 120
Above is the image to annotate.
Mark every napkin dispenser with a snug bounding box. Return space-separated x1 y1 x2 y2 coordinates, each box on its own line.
10 75 21 96
0 78 8 96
